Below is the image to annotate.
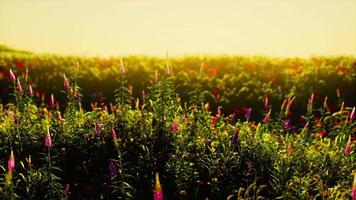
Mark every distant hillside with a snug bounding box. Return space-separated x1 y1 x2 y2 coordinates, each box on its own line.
0 44 33 54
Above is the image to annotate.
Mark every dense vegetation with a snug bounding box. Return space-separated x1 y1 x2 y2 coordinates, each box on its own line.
0 46 355 199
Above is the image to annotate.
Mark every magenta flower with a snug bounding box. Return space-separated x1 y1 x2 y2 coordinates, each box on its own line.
153 172 163 200
345 136 352 156
45 128 52 148
170 123 179 132
63 74 70 89
28 85 33 96
50 94 55 107
109 160 117 178
16 79 22 93
284 120 294 132
243 107 252 121
264 97 270 110
263 109 271 124
350 106 355 122
9 69 16 82
8 150 15 171
95 121 101 135
352 173 356 200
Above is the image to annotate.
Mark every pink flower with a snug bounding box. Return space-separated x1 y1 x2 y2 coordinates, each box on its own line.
307 93 314 113
352 172 356 200
345 136 352 156
63 74 70 89
263 109 271 124
16 79 22 93
153 172 163 200
50 94 55 107
287 143 293 154
264 97 270 110
8 150 15 171
350 106 355 122
170 123 179 132
28 85 33 96
9 69 16 82
45 127 52 148
112 128 118 146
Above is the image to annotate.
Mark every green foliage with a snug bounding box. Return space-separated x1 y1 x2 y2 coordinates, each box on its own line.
0 60 355 199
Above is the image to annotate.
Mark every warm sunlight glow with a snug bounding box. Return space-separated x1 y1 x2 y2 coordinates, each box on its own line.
0 0 355 57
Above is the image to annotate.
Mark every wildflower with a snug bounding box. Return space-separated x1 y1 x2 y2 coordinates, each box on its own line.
307 93 314 113
165 63 171 75
16 79 22 93
50 94 55 107
95 121 101 135
63 74 70 89
352 171 356 200
231 129 239 145
8 150 15 171
120 59 126 75
345 136 352 155
28 85 33 96
153 70 158 83
318 130 326 138
243 107 252 121
45 127 52 148
287 143 293 154
9 69 16 82
350 106 355 122
263 109 272 124
109 160 117 178
170 123 179 132
340 101 344 113
111 128 118 146
336 88 340 98
64 184 70 196
210 116 217 126
323 96 329 111
264 97 270 110
280 99 287 111
284 120 292 132
154 172 163 200
27 155 32 168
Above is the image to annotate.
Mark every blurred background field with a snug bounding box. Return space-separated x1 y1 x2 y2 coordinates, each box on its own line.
1 44 355 122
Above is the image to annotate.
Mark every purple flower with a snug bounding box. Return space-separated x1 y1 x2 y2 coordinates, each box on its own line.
95 121 101 135
284 120 294 132
231 131 238 145
109 160 117 178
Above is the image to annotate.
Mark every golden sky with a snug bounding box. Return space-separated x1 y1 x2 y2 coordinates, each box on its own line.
0 0 355 57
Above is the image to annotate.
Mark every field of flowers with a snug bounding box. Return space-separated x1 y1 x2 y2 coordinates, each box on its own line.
0 46 355 199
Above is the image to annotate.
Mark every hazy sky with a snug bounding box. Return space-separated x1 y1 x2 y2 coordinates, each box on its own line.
0 0 355 57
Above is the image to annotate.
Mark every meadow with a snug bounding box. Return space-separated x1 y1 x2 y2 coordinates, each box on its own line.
0 45 355 199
